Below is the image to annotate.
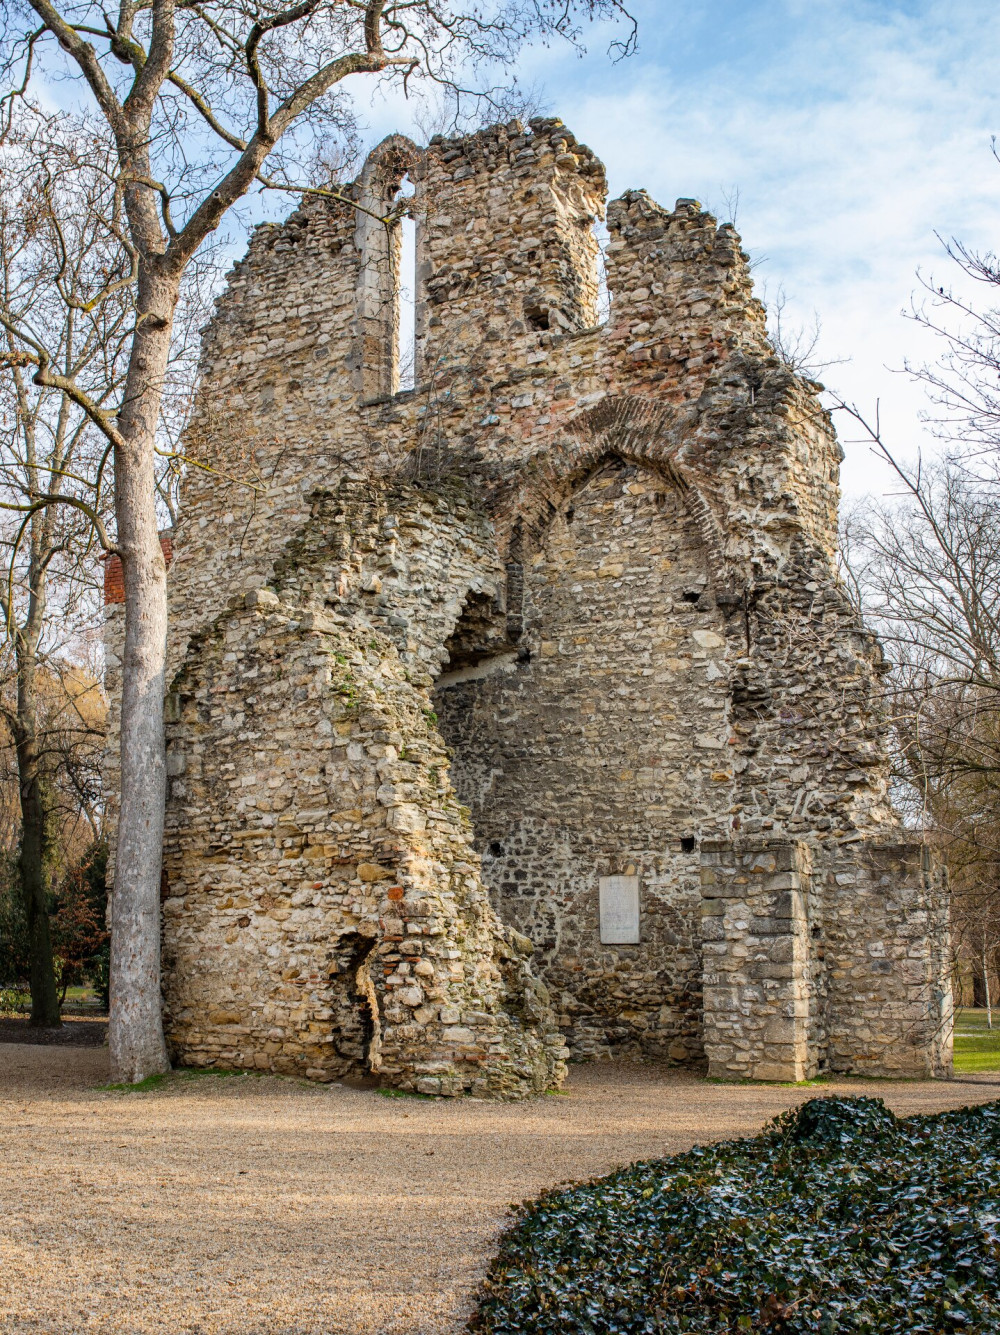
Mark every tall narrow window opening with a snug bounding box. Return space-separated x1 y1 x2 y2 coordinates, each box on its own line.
354 140 419 401
593 219 611 326
397 198 417 390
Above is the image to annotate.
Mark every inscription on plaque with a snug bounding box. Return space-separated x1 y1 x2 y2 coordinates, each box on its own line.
599 875 640 944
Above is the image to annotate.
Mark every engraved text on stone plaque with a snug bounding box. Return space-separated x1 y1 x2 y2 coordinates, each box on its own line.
599 875 640 943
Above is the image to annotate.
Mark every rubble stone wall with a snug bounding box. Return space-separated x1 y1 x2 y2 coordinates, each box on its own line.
435 458 731 1060
824 842 952 1077
103 116 952 1093
161 479 566 1095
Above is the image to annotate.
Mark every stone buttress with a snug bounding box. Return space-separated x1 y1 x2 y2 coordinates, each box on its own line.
103 118 953 1092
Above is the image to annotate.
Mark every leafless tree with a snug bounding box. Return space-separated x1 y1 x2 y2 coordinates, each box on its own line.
0 106 214 1027
838 201 1000 1011
766 284 847 382
0 118 125 1026
904 235 1000 465
832 138 1000 1016
846 456 1000 1014
0 0 635 1081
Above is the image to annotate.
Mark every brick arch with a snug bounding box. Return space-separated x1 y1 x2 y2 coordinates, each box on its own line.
489 394 734 599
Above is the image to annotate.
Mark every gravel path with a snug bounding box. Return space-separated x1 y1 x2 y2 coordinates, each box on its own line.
0 1016 107 1047
1 1043 996 1335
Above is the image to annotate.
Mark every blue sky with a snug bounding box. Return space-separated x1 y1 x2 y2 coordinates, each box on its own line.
23 0 1000 497
372 0 1000 496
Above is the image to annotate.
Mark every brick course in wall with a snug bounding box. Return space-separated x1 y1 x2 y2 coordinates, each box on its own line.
103 117 953 1092
102 533 173 605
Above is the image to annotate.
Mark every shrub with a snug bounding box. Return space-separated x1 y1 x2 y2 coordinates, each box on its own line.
471 1096 1000 1334
0 987 30 1015
51 842 109 1005
0 852 30 992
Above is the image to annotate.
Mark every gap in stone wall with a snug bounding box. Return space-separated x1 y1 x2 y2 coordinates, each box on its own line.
593 220 611 326
397 178 417 390
435 589 523 689
329 931 382 1080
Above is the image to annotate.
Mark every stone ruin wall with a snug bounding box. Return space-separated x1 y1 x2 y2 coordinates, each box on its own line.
435 460 731 1062
104 117 953 1094
160 484 565 1096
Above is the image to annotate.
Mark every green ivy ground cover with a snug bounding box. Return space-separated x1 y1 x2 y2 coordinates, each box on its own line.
470 1097 1000 1334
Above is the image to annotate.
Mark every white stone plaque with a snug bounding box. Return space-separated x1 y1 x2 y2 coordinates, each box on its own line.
599 875 640 944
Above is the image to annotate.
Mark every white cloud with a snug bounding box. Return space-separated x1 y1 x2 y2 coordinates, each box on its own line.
26 0 995 501
509 0 1000 496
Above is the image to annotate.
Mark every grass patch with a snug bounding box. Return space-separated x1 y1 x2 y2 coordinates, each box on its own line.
955 1008 1000 1074
100 1066 269 1093
377 1086 434 1100
471 1095 1000 1334
101 1072 169 1093
63 985 102 1004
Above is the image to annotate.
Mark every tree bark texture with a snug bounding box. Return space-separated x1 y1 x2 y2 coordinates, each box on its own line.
108 267 175 1083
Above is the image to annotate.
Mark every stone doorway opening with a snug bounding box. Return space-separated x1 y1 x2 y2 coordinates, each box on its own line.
328 931 382 1084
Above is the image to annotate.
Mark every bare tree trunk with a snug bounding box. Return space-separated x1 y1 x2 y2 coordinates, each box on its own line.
983 932 993 1031
108 270 176 1083
14 653 61 1028
11 0 622 1084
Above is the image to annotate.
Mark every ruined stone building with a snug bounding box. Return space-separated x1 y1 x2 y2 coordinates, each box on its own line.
104 118 953 1095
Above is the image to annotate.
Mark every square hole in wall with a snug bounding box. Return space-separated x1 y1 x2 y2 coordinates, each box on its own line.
524 303 550 331
680 836 696 854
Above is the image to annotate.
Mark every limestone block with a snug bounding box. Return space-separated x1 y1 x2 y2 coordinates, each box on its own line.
357 862 393 882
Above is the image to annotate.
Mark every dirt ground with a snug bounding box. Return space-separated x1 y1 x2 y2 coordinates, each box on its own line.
0 1016 107 1047
1 1043 996 1335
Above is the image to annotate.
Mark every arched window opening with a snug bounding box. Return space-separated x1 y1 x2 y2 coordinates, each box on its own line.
396 177 417 391
355 137 420 401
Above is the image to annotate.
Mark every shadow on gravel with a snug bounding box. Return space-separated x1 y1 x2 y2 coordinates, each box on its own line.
0 1016 107 1046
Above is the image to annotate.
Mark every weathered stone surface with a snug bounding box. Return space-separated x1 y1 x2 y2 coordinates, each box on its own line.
102 116 952 1093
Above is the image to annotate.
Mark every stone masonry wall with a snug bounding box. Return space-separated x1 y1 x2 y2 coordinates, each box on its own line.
436 458 731 1061
700 839 824 1083
161 479 565 1096
103 116 952 1092
824 842 952 1077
